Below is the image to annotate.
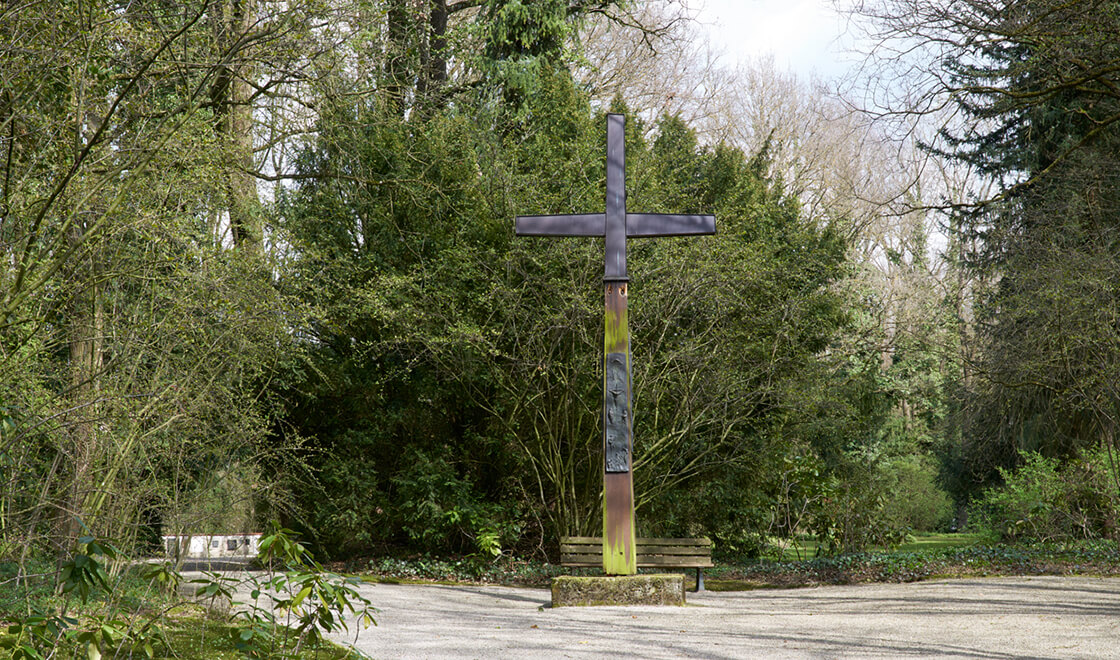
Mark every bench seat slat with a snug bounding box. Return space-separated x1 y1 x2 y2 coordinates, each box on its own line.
559 558 714 566
561 541 707 549
560 546 711 557
557 543 600 551
628 545 711 555
639 556 714 567
560 548 711 559
562 536 711 546
560 553 604 564
637 538 711 547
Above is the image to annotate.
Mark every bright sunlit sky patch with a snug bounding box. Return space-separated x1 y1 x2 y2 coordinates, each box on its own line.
695 0 859 80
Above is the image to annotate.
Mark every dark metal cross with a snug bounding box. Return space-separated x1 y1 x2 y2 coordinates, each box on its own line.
515 114 716 281
515 114 715 575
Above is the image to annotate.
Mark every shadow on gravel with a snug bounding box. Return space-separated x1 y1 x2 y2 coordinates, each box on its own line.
437 584 550 606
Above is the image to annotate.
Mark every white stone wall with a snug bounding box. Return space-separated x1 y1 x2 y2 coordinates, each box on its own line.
163 533 261 559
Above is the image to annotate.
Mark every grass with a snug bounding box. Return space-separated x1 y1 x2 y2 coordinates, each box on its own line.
897 532 987 552
155 611 363 660
0 608 364 659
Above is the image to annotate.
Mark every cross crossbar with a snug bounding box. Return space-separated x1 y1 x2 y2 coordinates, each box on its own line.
514 213 604 236
515 114 715 280
514 212 715 238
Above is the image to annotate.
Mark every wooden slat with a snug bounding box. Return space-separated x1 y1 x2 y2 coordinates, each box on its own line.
560 546 601 554
560 553 604 563
638 557 714 568
561 559 713 568
632 545 711 555
561 536 711 546
559 535 713 568
638 537 711 546
561 547 710 557
560 559 713 568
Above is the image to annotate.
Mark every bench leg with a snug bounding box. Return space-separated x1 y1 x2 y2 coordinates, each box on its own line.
696 567 705 592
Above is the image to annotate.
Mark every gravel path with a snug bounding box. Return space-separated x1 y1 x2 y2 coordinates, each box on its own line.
325 576 1120 659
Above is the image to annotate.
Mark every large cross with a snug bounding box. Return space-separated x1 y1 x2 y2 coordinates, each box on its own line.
515 114 715 575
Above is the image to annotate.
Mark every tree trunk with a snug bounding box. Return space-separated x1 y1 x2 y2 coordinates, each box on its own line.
211 0 260 250
383 0 410 116
417 0 449 111
62 232 103 549
56 60 106 551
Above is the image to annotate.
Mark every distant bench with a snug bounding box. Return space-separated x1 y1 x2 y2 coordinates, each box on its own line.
559 536 713 591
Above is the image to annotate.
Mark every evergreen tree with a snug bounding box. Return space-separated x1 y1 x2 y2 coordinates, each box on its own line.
885 0 1120 488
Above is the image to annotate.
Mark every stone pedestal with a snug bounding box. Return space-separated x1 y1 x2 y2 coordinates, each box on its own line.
550 574 685 607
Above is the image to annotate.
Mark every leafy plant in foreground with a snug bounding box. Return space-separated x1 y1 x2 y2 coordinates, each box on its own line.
2 531 165 660
218 522 378 658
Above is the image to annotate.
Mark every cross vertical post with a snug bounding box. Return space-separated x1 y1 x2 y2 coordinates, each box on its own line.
515 114 715 576
601 114 635 573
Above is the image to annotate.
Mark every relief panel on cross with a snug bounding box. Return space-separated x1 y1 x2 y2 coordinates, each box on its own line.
604 352 631 473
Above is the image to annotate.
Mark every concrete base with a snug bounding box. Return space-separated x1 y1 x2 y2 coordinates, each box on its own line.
551 574 685 607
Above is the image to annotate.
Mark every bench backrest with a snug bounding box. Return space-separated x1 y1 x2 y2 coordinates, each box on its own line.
560 536 712 567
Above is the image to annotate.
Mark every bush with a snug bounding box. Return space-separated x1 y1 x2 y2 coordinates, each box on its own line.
881 456 954 532
972 448 1120 542
389 448 521 559
1065 448 1120 539
810 467 909 556
638 460 775 560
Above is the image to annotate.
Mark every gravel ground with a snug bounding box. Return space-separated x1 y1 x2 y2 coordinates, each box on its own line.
323 576 1120 659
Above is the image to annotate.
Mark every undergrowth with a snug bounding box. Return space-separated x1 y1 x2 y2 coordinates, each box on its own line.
354 539 1120 589
0 524 374 659
708 539 1120 587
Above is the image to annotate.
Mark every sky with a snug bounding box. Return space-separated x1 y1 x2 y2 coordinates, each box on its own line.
694 0 859 80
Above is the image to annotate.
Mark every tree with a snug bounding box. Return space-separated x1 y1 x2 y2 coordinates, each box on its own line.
0 0 318 558
855 0 1120 492
273 52 860 555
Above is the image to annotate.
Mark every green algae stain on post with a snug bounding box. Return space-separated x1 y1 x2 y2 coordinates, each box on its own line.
603 281 636 574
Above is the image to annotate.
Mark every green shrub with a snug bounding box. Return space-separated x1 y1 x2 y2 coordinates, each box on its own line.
810 468 909 556
639 462 773 560
389 449 520 559
972 448 1120 542
1063 447 1120 539
881 456 954 532
973 452 1070 542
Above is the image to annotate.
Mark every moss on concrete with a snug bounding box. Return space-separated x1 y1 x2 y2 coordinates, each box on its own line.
551 574 685 607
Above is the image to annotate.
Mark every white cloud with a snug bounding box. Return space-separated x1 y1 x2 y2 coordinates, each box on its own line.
697 0 856 79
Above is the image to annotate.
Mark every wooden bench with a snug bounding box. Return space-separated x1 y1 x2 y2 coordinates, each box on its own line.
559 536 713 591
